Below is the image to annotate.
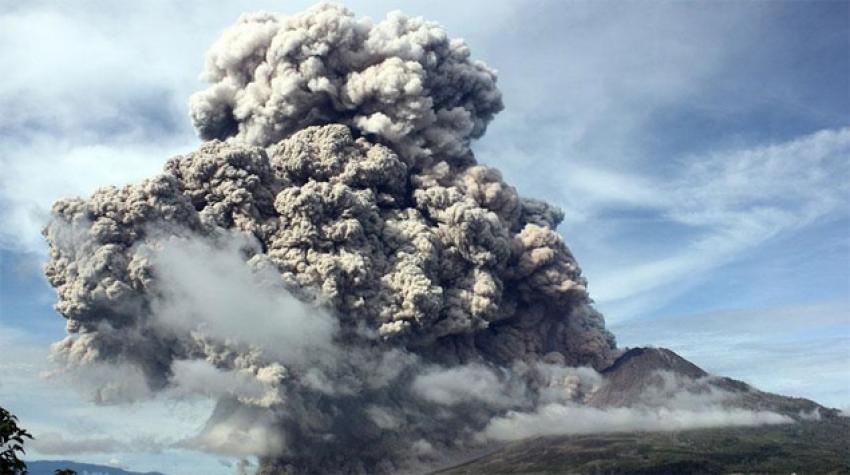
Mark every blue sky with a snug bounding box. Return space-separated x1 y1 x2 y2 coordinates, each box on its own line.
0 1 847 473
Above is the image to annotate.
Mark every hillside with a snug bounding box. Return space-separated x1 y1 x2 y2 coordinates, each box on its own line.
26 460 166 475
436 347 847 474
436 417 850 474
589 347 836 418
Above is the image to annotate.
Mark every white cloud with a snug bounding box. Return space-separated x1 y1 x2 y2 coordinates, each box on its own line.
565 127 850 318
474 1 768 179
167 359 282 408
457 2 849 322
47 360 154 405
0 2 204 254
613 302 850 408
178 403 285 457
148 233 340 367
0 324 235 474
28 431 160 455
480 403 791 442
482 367 795 441
0 139 194 254
412 364 518 407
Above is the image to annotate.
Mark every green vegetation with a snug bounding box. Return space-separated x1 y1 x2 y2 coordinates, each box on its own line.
1 406 33 475
0 406 77 475
437 418 850 474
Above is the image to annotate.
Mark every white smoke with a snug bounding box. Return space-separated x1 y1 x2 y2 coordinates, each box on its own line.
179 401 286 458
412 364 520 408
480 370 794 442
168 360 283 408
148 233 340 369
481 404 792 442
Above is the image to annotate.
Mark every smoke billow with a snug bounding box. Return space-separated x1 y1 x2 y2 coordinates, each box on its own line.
42 3 634 473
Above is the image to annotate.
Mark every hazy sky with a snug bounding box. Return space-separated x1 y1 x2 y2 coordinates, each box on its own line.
0 1 847 473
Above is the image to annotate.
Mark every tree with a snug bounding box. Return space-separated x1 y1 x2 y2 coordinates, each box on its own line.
0 405 33 474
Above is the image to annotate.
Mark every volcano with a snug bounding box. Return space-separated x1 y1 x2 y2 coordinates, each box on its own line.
38 4 846 473
435 347 847 474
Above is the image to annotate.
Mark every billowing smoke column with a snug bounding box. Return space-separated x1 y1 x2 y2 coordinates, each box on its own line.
43 4 616 473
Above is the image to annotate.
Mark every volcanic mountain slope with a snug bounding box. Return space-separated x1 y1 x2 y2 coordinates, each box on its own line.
588 347 837 418
436 347 848 475
435 417 850 475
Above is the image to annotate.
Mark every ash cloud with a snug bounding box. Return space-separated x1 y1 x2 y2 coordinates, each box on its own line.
34 3 770 473
189 4 503 167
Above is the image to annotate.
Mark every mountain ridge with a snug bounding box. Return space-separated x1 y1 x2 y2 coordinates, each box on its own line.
25 460 167 475
435 346 847 474
590 346 838 418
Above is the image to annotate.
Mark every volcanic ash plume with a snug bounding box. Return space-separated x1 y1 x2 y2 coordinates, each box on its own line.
43 3 616 473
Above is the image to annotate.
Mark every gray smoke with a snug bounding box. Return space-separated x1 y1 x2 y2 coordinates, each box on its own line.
43 3 618 473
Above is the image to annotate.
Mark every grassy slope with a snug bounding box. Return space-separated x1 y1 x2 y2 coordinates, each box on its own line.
436 417 850 474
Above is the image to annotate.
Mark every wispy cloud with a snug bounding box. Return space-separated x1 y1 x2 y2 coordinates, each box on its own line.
0 5 207 254
613 302 850 407
558 128 850 318
462 1 849 322
28 432 166 456
481 403 790 442
0 325 233 473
